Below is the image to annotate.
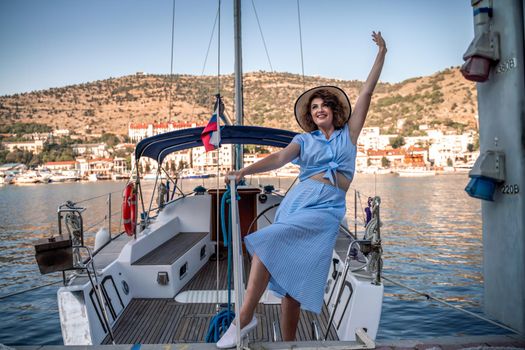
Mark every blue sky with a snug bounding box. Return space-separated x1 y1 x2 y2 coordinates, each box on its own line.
0 0 474 96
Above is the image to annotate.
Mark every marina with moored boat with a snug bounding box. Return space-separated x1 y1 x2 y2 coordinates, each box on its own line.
1 0 525 348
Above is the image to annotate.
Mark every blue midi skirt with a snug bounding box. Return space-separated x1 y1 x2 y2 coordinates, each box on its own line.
244 178 346 314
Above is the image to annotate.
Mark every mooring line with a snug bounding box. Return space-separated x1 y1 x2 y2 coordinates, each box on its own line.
382 275 519 334
0 280 62 300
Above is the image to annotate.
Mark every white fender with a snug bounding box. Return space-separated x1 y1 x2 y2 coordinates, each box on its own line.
94 227 110 251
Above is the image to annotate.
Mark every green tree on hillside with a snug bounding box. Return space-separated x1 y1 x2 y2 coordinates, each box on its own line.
99 133 120 147
381 156 391 168
0 143 76 166
390 135 405 149
178 160 188 171
5 148 34 164
244 145 270 154
0 122 52 135
0 144 9 164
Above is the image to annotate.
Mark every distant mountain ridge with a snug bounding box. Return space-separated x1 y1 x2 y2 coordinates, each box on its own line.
0 68 477 136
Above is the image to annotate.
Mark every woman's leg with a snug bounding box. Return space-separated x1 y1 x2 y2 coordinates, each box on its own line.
238 253 270 327
280 294 300 341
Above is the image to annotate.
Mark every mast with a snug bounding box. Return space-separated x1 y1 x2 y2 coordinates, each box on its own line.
233 0 244 170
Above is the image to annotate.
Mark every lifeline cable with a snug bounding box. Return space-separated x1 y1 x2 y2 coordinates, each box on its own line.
296 0 306 90
190 6 219 119
168 0 177 122
251 0 273 72
75 190 122 205
249 0 282 108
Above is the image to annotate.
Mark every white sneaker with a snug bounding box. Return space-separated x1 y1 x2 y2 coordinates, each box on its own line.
216 316 257 349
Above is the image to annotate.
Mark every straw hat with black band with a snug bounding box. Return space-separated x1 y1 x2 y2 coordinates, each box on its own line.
294 86 352 132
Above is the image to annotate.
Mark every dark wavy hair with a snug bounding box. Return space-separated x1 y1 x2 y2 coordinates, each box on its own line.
301 89 347 132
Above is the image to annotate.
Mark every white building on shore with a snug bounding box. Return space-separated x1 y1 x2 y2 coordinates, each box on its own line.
72 143 109 158
358 126 477 168
426 130 476 166
3 140 45 154
358 127 397 150
192 145 234 173
128 122 198 142
126 121 479 173
129 121 237 175
44 161 77 171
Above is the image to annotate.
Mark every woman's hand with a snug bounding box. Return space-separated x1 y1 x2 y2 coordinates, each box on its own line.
348 31 387 144
372 31 387 53
225 170 244 185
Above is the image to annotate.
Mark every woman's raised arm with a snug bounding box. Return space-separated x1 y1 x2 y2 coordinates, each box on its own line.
227 141 301 183
349 31 387 145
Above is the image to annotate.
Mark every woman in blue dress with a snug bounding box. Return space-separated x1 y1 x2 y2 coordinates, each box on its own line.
217 31 387 348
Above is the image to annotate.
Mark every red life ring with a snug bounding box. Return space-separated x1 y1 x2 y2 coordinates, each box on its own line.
122 183 136 236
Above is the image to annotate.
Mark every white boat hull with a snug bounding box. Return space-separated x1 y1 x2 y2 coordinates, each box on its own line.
56 190 383 345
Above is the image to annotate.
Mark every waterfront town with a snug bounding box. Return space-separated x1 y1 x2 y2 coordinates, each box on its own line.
0 120 479 184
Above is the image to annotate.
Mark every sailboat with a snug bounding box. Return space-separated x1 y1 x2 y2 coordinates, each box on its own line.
33 1 384 347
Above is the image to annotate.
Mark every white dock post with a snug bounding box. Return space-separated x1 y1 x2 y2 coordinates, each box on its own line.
465 0 525 334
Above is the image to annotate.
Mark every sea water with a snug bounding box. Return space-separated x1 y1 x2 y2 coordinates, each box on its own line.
0 174 511 345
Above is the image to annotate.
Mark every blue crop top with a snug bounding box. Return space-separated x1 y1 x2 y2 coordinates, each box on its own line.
291 123 357 185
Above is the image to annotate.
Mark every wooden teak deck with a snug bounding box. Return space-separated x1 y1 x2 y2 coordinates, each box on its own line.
103 256 338 344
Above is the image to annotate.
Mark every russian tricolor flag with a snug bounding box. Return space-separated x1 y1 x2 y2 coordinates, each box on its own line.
201 98 222 152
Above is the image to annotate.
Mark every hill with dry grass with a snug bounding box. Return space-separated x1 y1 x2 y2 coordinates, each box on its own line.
0 68 477 136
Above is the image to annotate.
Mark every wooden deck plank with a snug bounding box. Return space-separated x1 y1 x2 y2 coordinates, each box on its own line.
137 299 163 343
161 302 186 344
115 299 139 343
130 300 149 343
256 304 268 341
298 309 308 340
131 299 157 343
114 299 148 343
157 302 178 343
144 299 169 343
132 232 208 266
158 301 181 343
